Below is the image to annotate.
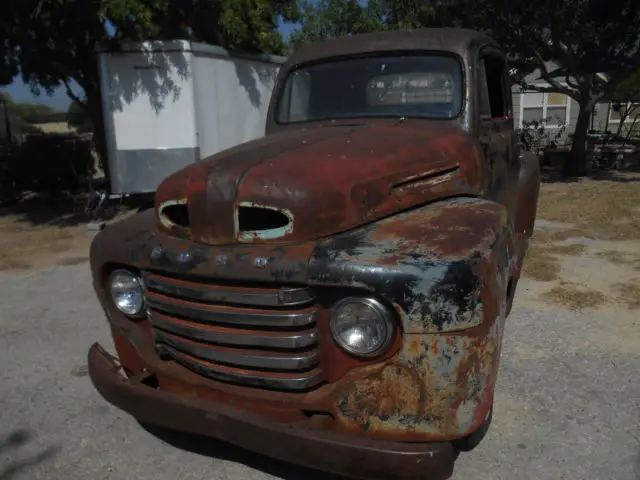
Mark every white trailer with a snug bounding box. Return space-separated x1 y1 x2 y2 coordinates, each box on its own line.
98 40 285 195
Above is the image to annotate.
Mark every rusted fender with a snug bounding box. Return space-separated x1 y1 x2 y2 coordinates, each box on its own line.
514 150 541 237
331 309 505 441
308 196 512 334
313 197 511 441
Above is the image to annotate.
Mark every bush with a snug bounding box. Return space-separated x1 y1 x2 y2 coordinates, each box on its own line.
517 116 569 152
0 132 95 201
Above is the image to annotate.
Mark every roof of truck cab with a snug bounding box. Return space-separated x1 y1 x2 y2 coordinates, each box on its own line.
286 28 499 66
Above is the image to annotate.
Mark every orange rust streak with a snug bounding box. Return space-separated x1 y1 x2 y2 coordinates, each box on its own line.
152 310 317 338
236 123 483 243
145 291 317 318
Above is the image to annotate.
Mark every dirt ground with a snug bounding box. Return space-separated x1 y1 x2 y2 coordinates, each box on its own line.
0 196 92 272
0 195 136 272
522 169 640 319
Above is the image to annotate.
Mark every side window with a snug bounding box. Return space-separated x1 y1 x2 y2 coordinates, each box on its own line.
479 54 508 120
477 59 491 118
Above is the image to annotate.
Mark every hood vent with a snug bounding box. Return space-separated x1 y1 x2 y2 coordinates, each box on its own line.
237 203 294 242
391 166 460 191
158 199 190 233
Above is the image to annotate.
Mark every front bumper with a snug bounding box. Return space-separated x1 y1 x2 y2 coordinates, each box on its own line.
88 342 456 480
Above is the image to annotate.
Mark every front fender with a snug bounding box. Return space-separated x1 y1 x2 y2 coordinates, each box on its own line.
515 151 541 237
309 196 513 439
308 196 512 334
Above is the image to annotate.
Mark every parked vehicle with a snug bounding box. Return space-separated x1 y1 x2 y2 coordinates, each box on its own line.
87 28 540 480
98 40 284 195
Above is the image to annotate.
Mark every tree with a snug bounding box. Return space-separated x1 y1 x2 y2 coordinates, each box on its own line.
289 0 386 48
0 91 61 132
66 99 93 133
607 67 640 138
434 0 640 176
2 0 299 190
289 0 640 177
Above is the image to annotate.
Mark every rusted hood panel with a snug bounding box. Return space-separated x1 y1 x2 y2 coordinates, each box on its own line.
155 122 484 245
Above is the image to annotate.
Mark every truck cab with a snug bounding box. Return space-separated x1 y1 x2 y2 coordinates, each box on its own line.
88 28 540 480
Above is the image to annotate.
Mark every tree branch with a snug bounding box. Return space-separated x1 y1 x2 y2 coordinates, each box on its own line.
565 75 580 91
62 78 85 107
515 81 564 93
532 49 579 97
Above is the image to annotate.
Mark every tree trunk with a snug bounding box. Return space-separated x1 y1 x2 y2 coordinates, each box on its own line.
564 100 594 177
83 83 110 192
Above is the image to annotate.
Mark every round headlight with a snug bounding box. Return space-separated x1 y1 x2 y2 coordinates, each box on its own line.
330 297 395 357
109 269 144 317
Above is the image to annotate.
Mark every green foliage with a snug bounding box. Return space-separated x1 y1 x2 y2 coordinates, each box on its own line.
66 100 93 133
1 133 95 203
0 91 61 125
2 0 300 189
288 0 640 176
288 0 384 48
609 68 640 103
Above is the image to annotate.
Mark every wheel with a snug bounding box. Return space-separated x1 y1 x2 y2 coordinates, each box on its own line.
452 407 493 453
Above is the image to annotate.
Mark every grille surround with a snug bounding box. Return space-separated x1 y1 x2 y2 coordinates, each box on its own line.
141 271 323 392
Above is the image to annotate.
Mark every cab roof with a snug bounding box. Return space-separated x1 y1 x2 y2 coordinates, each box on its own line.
286 28 499 66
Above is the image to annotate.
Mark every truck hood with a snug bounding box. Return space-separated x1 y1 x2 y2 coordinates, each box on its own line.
155 122 484 245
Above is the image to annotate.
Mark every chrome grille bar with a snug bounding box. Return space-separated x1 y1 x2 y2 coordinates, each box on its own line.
146 293 317 327
149 311 318 349
157 345 323 391
153 330 319 371
142 272 315 307
143 271 323 392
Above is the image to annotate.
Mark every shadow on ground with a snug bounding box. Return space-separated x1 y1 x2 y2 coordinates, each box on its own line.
140 423 351 480
0 429 61 480
0 188 152 229
541 161 640 185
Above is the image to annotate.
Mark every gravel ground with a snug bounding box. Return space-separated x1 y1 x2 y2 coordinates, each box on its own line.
1 262 639 480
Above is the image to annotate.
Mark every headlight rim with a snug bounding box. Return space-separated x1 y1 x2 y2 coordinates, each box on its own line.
108 268 145 318
329 296 396 358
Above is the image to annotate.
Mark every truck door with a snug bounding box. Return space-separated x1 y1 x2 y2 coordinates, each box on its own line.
476 48 519 221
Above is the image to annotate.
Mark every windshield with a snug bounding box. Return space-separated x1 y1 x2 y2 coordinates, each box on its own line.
276 54 463 124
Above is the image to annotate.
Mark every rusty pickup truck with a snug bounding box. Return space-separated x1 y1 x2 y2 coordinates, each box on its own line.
88 28 540 480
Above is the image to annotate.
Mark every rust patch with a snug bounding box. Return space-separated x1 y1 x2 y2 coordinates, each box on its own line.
158 198 188 229
236 201 294 242
308 197 510 334
334 303 506 441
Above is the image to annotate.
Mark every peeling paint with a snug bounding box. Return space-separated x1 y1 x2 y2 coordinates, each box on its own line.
236 201 295 242
157 197 188 230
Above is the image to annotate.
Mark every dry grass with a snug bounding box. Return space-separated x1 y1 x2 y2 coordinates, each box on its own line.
522 229 589 282
0 217 91 272
612 281 640 310
595 250 640 266
0 197 92 272
545 243 587 256
542 284 608 311
57 256 90 266
530 228 593 245
537 173 640 241
522 249 562 281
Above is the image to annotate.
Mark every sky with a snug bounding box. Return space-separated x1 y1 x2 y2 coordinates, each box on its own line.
0 20 299 112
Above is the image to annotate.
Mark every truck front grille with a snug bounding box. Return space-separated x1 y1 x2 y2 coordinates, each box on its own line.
141 271 322 392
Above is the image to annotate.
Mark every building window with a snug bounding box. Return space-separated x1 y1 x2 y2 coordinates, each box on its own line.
609 102 640 123
520 90 569 128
